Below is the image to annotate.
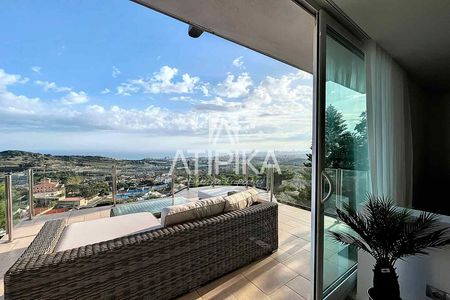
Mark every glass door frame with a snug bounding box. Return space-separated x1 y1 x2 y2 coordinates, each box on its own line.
311 8 366 299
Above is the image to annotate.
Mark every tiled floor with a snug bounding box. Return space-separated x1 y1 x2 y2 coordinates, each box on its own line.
0 188 354 300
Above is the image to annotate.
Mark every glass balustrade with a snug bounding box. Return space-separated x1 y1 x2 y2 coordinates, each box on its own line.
2 163 368 239
10 172 29 225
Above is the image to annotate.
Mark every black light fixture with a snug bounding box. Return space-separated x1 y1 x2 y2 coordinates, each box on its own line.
188 24 203 38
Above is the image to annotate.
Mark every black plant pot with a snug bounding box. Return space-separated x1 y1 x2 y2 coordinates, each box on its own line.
369 264 402 300
368 288 375 299
368 287 402 300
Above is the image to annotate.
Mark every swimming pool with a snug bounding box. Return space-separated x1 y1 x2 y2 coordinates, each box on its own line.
116 188 150 199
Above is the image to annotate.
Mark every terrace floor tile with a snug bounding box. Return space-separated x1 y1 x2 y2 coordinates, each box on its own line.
270 286 306 300
242 257 298 295
286 275 311 300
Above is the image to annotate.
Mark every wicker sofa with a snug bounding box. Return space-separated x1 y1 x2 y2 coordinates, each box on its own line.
4 201 278 300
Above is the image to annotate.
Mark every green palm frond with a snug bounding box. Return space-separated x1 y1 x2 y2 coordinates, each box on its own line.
336 203 372 246
328 231 371 254
330 195 450 265
392 212 450 262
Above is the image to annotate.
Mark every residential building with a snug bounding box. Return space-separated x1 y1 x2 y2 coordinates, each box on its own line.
57 197 88 208
32 178 65 195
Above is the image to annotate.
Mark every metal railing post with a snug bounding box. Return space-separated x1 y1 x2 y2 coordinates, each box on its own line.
187 160 190 191
337 168 344 224
334 168 339 207
212 158 216 188
244 160 248 188
171 170 175 205
112 165 117 207
28 169 34 220
270 165 274 202
5 175 13 242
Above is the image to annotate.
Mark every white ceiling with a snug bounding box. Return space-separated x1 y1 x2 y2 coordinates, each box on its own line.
132 0 450 91
332 0 450 91
132 0 315 74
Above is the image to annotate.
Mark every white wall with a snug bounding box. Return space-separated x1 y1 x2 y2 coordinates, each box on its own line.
356 214 450 299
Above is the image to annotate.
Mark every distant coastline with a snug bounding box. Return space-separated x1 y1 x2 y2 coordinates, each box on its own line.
0 149 309 161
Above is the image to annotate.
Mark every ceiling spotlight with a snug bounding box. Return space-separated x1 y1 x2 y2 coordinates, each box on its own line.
188 25 203 38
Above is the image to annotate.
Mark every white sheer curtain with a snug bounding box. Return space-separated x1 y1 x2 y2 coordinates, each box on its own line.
326 35 366 93
365 41 413 207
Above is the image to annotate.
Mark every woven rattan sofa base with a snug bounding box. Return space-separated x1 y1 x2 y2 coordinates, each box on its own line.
4 201 278 300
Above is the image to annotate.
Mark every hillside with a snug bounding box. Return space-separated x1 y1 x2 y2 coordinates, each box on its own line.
0 150 309 178
0 150 146 175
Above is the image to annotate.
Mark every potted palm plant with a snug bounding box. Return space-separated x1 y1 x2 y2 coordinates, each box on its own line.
330 195 450 300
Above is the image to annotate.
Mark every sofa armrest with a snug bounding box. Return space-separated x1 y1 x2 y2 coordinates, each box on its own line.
20 219 66 258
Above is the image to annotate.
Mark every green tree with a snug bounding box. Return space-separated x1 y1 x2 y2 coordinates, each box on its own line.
304 105 359 170
296 167 312 207
278 168 295 181
79 181 109 198
353 111 369 170
325 105 355 169
66 176 84 185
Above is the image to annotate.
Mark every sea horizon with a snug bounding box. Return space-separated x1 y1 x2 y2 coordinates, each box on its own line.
1 149 309 161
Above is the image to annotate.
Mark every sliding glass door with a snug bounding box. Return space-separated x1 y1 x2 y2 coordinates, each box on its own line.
312 9 369 299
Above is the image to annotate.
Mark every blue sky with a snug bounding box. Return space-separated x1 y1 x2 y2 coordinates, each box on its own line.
0 0 314 158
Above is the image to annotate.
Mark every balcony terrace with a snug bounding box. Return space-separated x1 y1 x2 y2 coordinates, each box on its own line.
0 186 353 300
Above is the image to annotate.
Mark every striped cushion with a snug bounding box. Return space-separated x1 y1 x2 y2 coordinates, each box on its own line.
161 196 226 226
246 188 260 202
223 189 257 212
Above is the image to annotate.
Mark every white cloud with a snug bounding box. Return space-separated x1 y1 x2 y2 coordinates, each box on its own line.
169 96 191 101
194 97 241 111
35 79 89 105
116 81 140 96
112 66 121 78
246 72 312 106
35 80 71 93
1 68 311 133
117 66 199 96
238 71 313 136
61 91 88 105
0 69 29 90
296 70 313 80
147 66 199 94
82 104 207 132
232 56 244 69
0 69 40 115
0 91 40 115
0 67 313 152
101 88 111 94
188 70 312 146
199 84 209 96
214 73 252 98
31 66 41 74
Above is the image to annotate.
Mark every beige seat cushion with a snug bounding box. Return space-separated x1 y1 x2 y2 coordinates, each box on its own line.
224 188 258 212
246 188 260 202
55 212 162 252
161 196 226 226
